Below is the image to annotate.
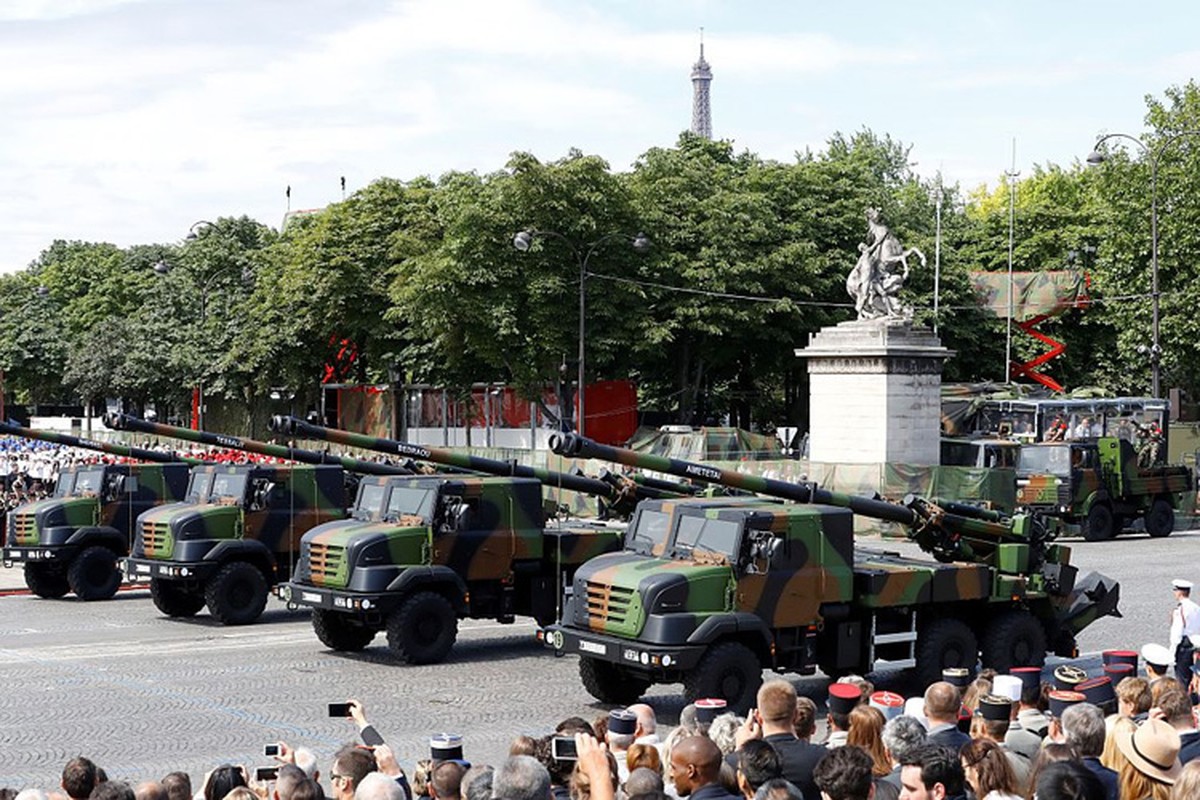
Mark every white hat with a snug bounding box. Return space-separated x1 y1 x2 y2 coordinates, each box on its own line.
1142 643 1173 669
1173 579 1193 591
904 697 928 727
993 674 1023 702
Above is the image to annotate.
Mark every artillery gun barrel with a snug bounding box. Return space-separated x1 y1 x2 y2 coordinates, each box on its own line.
270 415 629 500
103 413 413 477
599 468 699 496
0 420 207 465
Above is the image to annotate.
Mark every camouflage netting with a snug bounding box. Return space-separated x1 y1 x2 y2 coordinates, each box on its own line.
968 270 1088 321
627 426 782 461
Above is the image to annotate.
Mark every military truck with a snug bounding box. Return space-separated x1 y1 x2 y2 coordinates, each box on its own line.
1015 437 1192 541
269 415 688 664
539 434 1121 711
0 422 202 600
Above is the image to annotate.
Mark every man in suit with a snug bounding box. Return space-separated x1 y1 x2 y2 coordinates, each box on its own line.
922 683 969 752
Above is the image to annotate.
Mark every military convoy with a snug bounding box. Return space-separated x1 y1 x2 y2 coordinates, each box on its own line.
538 434 1121 711
268 415 678 663
0 422 201 600
1016 436 1192 541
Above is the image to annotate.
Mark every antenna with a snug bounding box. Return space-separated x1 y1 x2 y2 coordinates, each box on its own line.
1004 139 1020 384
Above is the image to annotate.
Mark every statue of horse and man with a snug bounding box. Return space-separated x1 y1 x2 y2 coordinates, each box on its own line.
845 207 926 321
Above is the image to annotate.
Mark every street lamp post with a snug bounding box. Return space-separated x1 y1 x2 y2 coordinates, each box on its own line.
512 229 650 437
1087 130 1200 398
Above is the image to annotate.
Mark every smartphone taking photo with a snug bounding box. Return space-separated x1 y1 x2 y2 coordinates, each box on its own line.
328 702 353 718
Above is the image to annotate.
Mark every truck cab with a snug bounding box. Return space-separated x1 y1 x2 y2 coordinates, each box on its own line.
3 462 190 600
125 463 346 624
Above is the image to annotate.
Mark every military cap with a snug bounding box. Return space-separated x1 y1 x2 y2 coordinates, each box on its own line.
1173 579 1193 591
828 683 861 715
693 698 726 725
1102 650 1139 669
430 733 469 766
956 705 973 733
1047 690 1086 718
904 697 927 723
1010 666 1042 694
942 667 972 688
608 708 638 735
993 675 1022 702
1053 664 1088 691
1104 663 1135 682
869 691 905 720
1142 643 1173 671
978 694 1013 722
1077 676 1115 707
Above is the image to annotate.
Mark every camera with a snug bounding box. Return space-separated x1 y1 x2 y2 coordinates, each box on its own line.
328 702 353 718
255 767 279 782
551 735 578 762
264 745 280 757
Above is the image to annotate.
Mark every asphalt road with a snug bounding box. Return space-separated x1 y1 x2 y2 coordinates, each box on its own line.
0 527 1183 792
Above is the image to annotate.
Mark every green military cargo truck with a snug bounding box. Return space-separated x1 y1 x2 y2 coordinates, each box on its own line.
125 463 346 624
1016 437 1192 541
539 434 1121 711
0 422 198 600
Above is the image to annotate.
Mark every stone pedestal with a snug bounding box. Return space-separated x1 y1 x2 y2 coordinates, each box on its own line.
797 320 952 466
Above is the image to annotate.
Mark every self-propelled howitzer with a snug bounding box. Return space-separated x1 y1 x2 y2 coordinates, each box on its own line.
540 434 1121 711
1 421 205 600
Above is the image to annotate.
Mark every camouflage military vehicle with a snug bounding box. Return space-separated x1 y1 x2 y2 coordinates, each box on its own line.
0 422 199 600
269 415 685 664
1016 437 1192 541
540 434 1121 711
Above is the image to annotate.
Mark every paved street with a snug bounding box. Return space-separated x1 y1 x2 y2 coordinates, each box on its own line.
0 527 1187 792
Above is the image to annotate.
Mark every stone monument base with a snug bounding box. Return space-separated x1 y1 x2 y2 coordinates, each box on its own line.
797 319 952 466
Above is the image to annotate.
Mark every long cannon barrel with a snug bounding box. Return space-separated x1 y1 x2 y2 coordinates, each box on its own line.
270 415 643 505
103 413 414 477
0 420 207 465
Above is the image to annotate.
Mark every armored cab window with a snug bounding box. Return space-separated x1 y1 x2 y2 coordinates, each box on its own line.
628 508 671 554
385 487 434 522
673 515 741 560
357 483 388 519
210 473 249 504
54 472 76 497
187 472 214 503
74 468 104 496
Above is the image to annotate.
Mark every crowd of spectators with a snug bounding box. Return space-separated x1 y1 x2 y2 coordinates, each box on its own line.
5 649 1200 800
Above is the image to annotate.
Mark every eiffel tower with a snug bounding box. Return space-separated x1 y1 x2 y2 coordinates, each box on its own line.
690 31 712 139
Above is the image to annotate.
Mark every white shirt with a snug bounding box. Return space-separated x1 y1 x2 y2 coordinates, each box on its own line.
1171 596 1200 648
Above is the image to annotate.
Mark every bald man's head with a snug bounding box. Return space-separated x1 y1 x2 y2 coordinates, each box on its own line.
669 736 723 796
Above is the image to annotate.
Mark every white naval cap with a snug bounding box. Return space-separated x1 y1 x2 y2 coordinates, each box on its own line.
1173 579 1194 591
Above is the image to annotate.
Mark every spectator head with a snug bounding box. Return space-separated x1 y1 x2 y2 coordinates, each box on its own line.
89 783 134 800
160 774 191 800
607 710 638 752
289 780 321 800
510 737 539 758
493 756 551 800
959 739 1018 799
203 765 247 800
751 779 803 800
846 705 889 776
132 783 164 800
707 713 743 756
922 683 960 726
431 761 466 800
882 715 927 767
813 746 873 800
223 789 257 800
899 744 965 800
1155 688 1194 730
794 697 817 740
332 746 378 800
459 766 493 800
669 736 723 797
627 704 657 739
625 744 662 775
624 769 664 798
555 718 596 738
1115 717 1182 792
15 792 48 800
1035 761 1105 800
1172 761 1200 800
62 757 100 800
1116 676 1152 717
1060 703 1106 758
757 680 799 729
568 750 618 800
273 766 307 800
412 760 434 799
354 774 404 800
735 740 781 798
293 748 319 781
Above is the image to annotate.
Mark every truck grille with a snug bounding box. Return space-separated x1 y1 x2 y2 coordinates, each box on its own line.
584 581 634 627
11 512 37 546
140 521 173 558
308 542 346 587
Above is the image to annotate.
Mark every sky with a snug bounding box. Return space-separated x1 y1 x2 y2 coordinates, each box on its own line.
1 0 1197 273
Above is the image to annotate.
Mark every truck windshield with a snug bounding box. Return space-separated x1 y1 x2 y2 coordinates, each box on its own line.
72 468 106 496
186 472 213 503
673 516 741 560
210 473 248 502
628 509 671 553
385 487 434 522
54 471 77 497
1018 445 1073 477
356 483 387 518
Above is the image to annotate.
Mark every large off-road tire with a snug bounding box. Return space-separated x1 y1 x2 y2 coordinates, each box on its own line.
1082 503 1116 542
205 562 269 625
312 609 376 651
915 617 977 688
579 657 652 705
24 562 70 599
385 591 457 664
1144 498 1175 538
151 578 206 617
683 641 763 714
980 610 1047 673
67 546 122 601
